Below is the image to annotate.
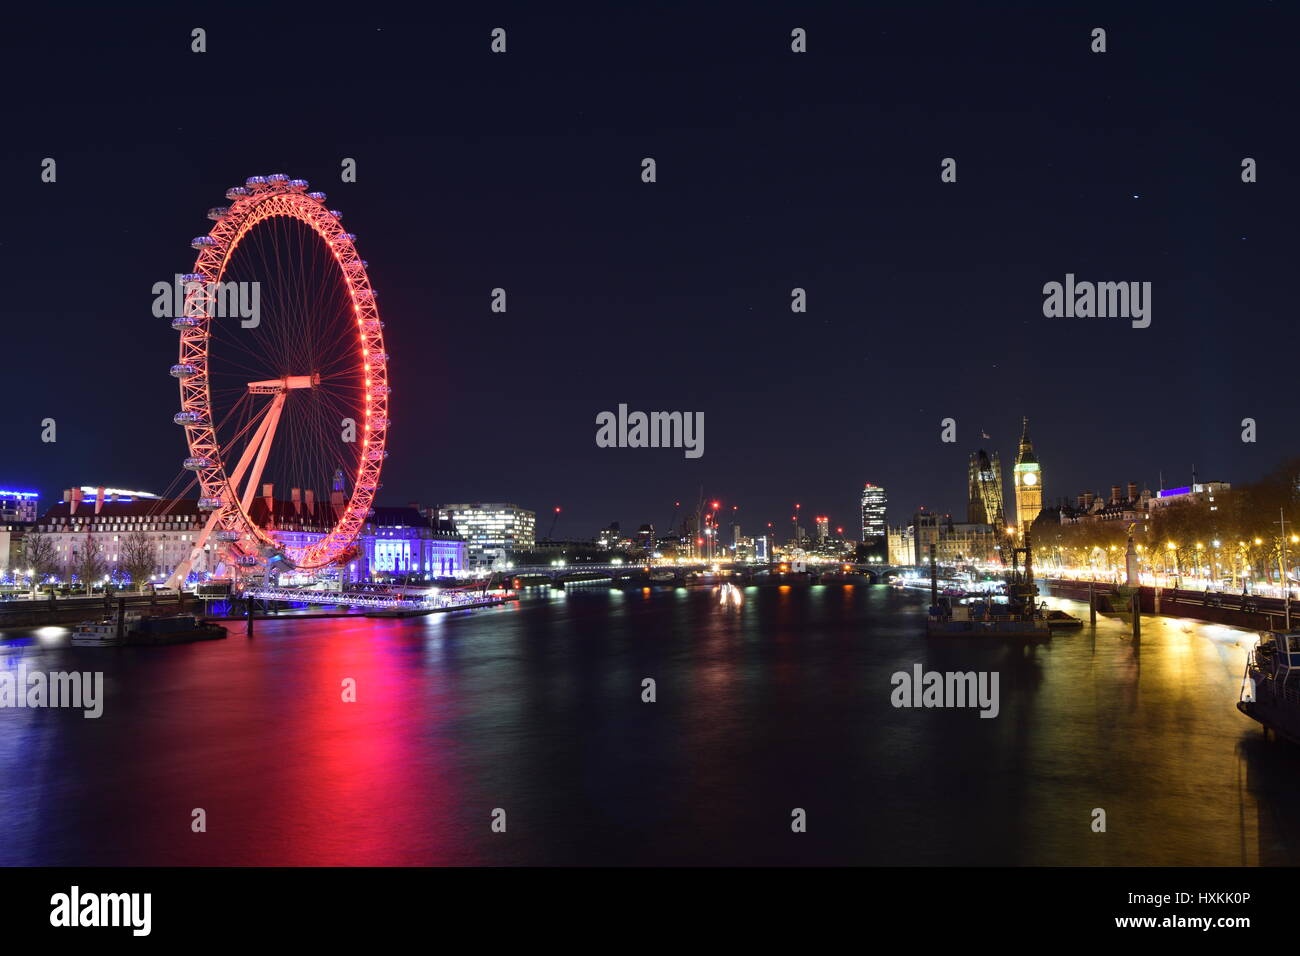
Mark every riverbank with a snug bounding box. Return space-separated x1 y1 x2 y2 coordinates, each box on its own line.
1042 578 1289 631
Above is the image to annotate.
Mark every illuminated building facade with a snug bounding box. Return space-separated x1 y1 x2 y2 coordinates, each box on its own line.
33 489 214 582
860 483 887 561
1060 483 1152 535
1147 481 1230 513
436 503 537 568
362 507 465 577
30 487 465 585
1012 418 1042 535
0 490 40 573
887 525 915 566
911 510 996 565
0 489 40 523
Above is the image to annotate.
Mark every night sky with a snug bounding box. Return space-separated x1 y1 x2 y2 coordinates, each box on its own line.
1 3 1296 539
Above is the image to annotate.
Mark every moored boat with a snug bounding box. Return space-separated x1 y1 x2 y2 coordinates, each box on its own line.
71 618 132 646
71 613 226 647
926 596 1051 639
1042 608 1084 630
1238 630 1300 743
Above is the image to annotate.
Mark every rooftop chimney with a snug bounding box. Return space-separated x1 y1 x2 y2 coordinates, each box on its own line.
305 489 316 516
68 487 83 515
1127 482 1138 502
1111 485 1122 505
292 487 302 516
95 486 106 515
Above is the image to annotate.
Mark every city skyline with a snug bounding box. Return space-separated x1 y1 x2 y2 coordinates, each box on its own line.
0 423 1259 547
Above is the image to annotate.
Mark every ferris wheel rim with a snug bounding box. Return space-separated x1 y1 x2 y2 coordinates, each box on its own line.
173 177 390 572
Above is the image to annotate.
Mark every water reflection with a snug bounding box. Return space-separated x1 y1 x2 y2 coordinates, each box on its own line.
0 586 1291 865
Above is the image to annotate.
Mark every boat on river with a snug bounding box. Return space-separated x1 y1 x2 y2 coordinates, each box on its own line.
1042 607 1084 630
1238 630 1300 743
924 531 1051 639
71 613 226 646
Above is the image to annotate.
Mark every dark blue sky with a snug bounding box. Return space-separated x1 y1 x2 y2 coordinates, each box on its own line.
1 2 1295 538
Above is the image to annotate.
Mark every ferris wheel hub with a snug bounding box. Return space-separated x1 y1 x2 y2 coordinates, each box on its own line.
246 373 320 394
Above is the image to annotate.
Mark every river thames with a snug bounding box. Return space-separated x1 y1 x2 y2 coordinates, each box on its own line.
0 584 1295 866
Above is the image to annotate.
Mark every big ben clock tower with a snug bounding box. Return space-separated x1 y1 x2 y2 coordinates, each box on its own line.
1013 417 1042 537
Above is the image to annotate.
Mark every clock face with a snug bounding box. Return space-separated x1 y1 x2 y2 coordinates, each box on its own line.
1023 472 1038 486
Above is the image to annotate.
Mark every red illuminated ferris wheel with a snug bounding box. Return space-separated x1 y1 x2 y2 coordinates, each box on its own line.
165 174 389 586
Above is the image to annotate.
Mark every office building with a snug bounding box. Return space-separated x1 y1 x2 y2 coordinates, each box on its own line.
860 483 887 560
436 503 536 568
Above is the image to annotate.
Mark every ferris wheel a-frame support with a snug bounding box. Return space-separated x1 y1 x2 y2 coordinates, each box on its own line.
163 378 307 590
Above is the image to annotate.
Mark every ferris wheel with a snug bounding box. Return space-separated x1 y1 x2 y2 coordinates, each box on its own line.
165 174 390 587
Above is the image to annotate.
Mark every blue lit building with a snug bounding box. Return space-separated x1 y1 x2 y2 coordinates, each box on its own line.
245 496 466 581
0 489 40 523
363 506 466 578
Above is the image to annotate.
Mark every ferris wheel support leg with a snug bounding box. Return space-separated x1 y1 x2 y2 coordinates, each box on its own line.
163 396 284 591
238 391 286 517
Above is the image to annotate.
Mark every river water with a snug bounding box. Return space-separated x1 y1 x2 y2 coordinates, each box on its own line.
1 583 1294 866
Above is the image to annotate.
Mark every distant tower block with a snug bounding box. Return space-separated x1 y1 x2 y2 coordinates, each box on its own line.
1013 417 1043 536
860 483 888 561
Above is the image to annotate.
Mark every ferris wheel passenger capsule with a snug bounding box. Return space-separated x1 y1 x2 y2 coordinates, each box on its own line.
287 179 309 191
245 175 268 189
307 191 327 203
197 497 223 511
170 363 199 378
225 186 249 200
191 236 217 250
266 173 289 185
329 209 343 220
339 232 357 242
173 411 206 425
183 456 212 470
206 207 229 221
214 530 242 542
234 555 259 567
171 315 202 330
